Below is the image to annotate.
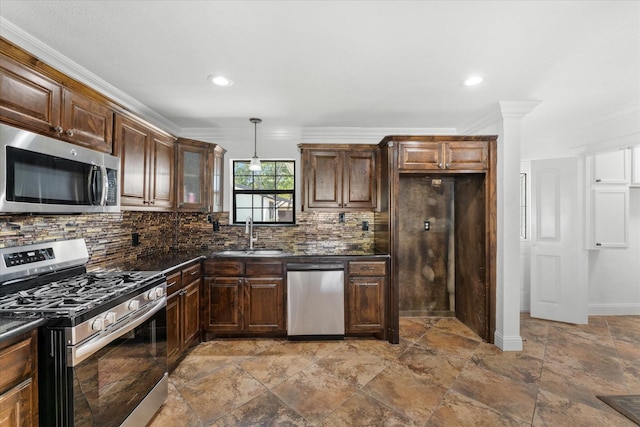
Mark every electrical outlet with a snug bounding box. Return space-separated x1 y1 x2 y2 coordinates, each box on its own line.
424 221 430 231
132 232 140 246
339 213 345 223
362 221 369 231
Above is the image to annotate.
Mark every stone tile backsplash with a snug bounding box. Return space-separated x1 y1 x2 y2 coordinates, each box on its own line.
0 210 374 270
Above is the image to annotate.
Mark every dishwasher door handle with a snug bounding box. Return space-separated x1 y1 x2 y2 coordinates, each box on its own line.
287 263 344 271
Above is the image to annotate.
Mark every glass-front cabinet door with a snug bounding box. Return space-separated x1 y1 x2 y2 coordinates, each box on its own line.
176 138 225 212
177 140 207 211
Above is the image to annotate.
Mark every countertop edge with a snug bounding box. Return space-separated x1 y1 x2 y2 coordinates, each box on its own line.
0 317 46 344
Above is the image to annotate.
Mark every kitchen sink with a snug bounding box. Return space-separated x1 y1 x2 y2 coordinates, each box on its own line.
213 249 292 257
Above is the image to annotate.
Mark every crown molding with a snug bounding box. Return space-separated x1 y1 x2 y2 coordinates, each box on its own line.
180 126 458 144
569 104 640 155
0 18 182 135
570 132 640 156
461 101 541 134
499 101 541 118
300 127 457 144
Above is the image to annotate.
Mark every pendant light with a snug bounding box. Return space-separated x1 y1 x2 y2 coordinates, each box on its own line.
249 118 262 171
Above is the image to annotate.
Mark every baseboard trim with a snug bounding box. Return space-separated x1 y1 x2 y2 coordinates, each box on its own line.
588 303 640 316
494 331 523 352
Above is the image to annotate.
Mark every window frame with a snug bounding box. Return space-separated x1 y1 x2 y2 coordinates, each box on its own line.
232 159 296 225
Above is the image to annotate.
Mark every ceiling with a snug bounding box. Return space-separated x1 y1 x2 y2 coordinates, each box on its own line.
0 1 638 158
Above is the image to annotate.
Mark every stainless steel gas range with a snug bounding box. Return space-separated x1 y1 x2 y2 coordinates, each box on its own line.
0 239 168 427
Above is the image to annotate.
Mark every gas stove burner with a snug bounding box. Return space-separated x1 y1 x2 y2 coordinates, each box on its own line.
0 269 163 320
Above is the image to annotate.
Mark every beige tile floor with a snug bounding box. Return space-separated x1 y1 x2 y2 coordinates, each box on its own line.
149 314 640 426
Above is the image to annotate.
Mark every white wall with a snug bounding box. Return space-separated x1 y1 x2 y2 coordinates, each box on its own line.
588 188 640 315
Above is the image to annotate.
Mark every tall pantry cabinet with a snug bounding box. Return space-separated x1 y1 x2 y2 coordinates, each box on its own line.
376 135 497 344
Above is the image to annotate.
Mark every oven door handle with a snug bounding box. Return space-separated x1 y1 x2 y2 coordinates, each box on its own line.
69 297 166 367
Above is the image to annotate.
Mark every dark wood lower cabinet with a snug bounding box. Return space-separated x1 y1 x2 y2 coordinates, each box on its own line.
166 261 202 370
0 329 38 427
346 261 386 337
204 257 389 341
204 260 285 337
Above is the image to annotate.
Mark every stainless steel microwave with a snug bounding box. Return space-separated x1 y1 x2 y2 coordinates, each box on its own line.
0 123 120 214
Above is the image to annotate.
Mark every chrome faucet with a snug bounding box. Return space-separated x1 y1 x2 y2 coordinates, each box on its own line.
245 216 257 250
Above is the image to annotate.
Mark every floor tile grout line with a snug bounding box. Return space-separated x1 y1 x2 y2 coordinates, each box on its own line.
604 316 632 395
528 316 550 426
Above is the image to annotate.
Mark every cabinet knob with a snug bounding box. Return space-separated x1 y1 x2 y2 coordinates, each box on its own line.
445 163 451 169
149 200 155 205
65 129 75 137
53 126 63 134
438 163 443 169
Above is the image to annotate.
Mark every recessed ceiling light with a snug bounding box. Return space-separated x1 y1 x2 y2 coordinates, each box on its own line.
464 76 483 86
208 75 233 87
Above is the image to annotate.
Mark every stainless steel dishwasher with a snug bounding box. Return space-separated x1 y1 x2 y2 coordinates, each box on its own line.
287 262 345 339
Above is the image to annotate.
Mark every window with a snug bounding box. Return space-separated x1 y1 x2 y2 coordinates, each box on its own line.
520 172 527 239
233 160 295 225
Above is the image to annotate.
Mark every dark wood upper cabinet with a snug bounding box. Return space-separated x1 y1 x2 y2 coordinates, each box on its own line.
176 138 226 213
60 88 114 153
300 144 378 211
115 114 175 210
398 139 488 171
0 53 62 134
0 42 117 153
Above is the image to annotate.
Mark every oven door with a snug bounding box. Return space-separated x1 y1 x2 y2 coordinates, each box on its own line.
42 299 168 427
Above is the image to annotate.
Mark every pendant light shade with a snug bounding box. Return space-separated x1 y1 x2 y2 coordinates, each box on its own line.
249 118 262 171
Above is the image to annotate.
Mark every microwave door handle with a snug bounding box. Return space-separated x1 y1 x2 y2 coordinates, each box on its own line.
87 166 99 205
100 166 108 206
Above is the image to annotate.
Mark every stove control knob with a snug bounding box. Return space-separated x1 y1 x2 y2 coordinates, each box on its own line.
91 318 105 331
128 300 140 311
154 287 164 298
105 312 117 325
146 289 157 301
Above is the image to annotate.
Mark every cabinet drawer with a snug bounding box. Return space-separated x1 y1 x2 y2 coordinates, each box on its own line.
349 261 386 276
182 263 202 281
165 271 183 296
0 335 34 392
205 260 244 276
246 262 283 277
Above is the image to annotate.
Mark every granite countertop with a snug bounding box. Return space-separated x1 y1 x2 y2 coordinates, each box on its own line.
110 249 389 273
118 250 209 273
0 317 46 343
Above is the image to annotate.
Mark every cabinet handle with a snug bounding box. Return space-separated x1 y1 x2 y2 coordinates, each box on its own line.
190 270 198 276
595 179 602 183
167 281 178 288
596 243 602 246
65 129 75 137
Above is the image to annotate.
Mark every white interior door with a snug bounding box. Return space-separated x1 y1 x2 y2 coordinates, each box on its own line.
530 157 588 324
